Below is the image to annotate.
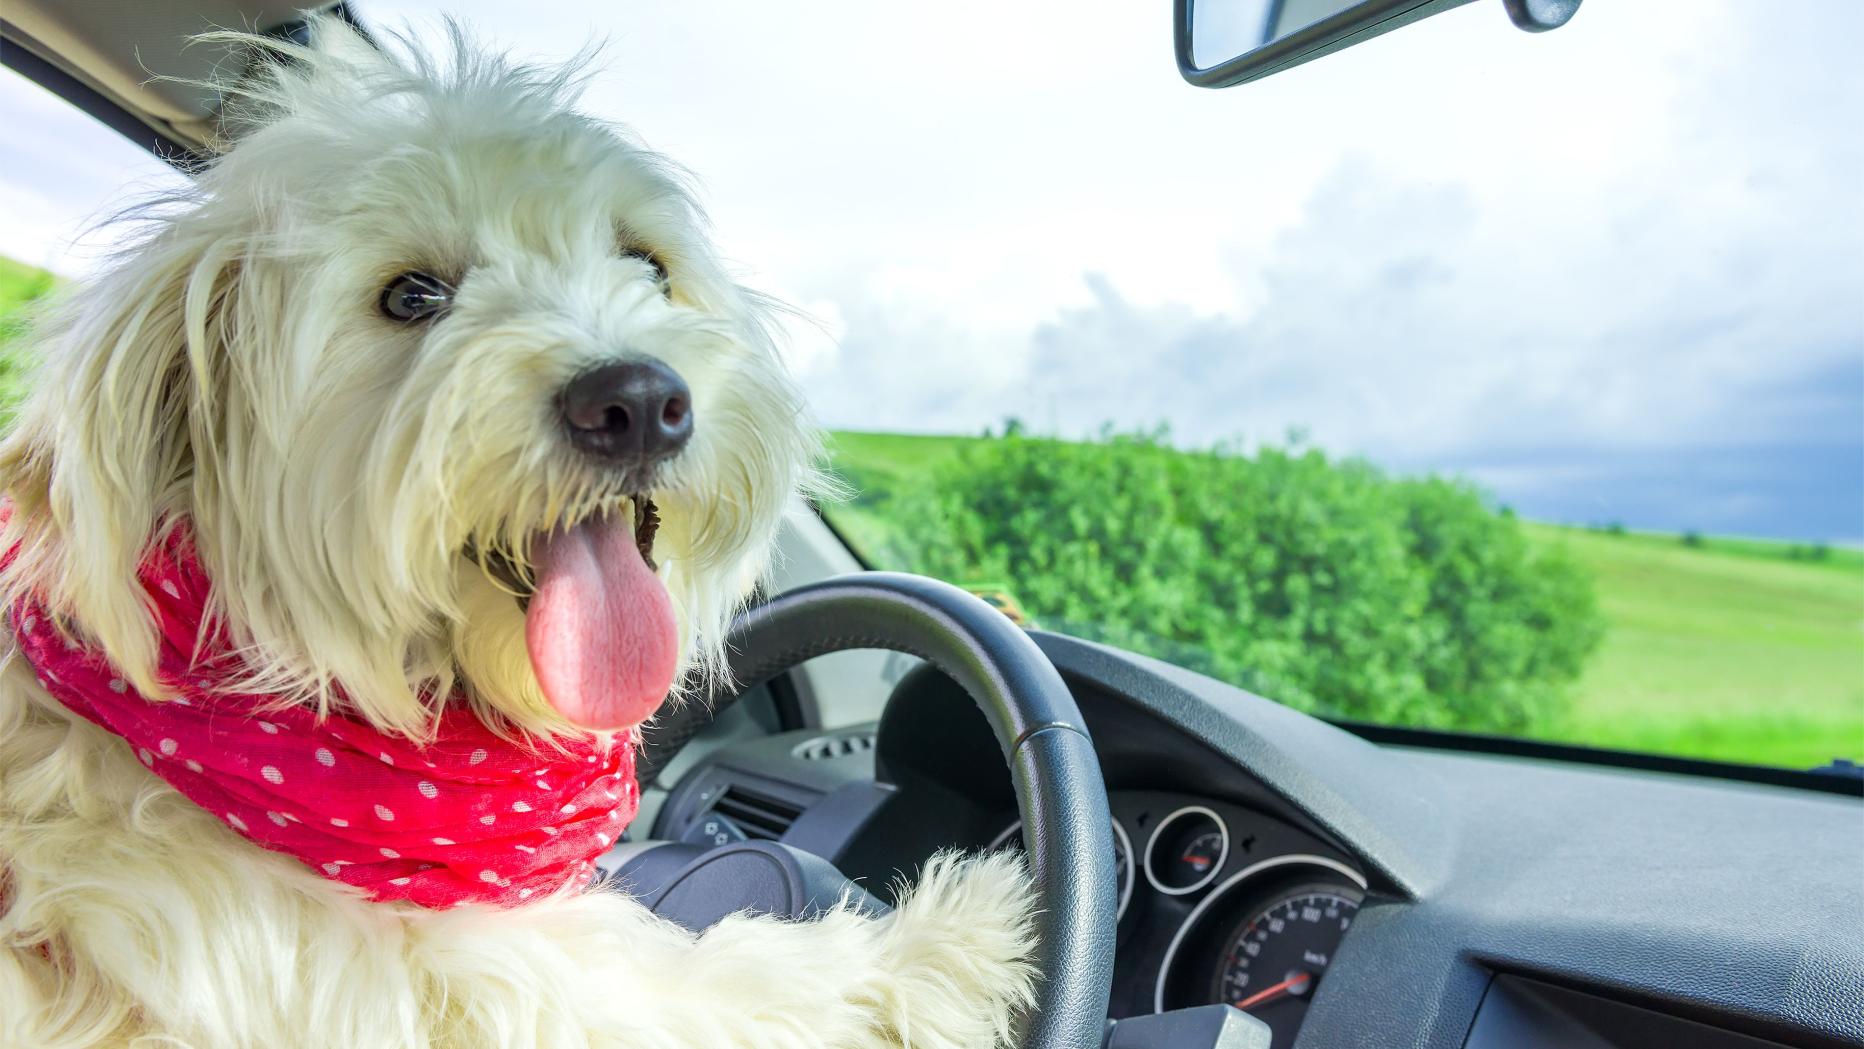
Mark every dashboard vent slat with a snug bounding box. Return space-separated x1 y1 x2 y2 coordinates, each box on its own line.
711 785 805 841
792 731 877 761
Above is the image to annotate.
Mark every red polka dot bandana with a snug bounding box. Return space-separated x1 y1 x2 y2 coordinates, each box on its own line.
7 523 641 909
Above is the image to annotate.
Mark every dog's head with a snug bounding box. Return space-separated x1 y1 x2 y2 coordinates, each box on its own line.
0 19 820 739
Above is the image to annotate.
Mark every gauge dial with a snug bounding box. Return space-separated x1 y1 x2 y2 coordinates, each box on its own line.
990 817 1134 918
1212 883 1362 1049
1144 806 1229 895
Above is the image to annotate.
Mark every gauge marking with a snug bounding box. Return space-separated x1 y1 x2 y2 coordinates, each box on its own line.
1212 882 1363 1047
1142 805 1230 896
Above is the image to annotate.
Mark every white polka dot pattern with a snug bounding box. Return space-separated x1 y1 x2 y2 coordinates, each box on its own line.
6 519 644 911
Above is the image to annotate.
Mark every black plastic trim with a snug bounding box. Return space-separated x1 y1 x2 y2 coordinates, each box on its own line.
1465 973 1801 1049
764 669 810 731
1332 720 1864 798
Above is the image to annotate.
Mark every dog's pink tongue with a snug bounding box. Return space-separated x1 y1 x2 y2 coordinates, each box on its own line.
526 516 677 730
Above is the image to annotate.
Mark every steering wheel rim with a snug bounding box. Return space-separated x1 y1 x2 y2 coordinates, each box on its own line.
640 571 1117 1049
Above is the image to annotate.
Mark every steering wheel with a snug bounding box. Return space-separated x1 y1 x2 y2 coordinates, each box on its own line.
634 572 1117 1049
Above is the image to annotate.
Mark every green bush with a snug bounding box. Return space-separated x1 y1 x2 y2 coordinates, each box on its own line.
863 431 1602 735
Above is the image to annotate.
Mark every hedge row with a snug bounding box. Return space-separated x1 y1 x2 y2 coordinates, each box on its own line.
841 431 1601 734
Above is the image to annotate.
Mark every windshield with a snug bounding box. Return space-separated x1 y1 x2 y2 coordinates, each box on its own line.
2 1 1858 773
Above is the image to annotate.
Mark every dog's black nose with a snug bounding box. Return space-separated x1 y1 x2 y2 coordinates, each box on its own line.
559 359 693 466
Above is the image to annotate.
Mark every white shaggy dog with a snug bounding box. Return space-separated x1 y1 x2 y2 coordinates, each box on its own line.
0 18 1036 1049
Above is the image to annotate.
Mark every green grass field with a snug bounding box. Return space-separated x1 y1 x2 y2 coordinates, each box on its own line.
827 431 1864 770
1522 524 1863 768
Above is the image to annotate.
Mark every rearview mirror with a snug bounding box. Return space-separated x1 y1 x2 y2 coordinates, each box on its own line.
1175 0 1583 89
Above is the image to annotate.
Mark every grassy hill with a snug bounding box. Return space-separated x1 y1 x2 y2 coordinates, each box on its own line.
1523 523 1863 768
826 430 1864 770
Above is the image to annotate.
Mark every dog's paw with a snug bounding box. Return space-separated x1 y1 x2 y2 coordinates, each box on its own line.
867 849 1039 1049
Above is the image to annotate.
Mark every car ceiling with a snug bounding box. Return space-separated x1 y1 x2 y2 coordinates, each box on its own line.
2 0 343 150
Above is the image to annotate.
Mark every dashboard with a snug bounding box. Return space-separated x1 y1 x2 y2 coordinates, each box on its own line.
642 629 1864 1049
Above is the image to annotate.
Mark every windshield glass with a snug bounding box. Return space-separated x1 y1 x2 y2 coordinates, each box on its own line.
3 1 1857 773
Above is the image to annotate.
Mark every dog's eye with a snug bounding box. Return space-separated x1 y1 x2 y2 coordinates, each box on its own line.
622 248 668 286
380 272 454 323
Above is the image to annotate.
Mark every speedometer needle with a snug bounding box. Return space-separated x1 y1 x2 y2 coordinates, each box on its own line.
1234 972 1313 1011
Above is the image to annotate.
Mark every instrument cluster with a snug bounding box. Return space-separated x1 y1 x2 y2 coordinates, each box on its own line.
990 790 1365 1049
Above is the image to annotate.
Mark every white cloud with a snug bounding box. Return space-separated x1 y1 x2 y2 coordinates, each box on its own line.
4 0 1857 536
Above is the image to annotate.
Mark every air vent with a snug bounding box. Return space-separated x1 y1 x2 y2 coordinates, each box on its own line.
792 732 877 761
711 784 805 841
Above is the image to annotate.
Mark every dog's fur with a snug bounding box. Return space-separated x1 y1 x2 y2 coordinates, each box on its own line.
0 20 1036 1048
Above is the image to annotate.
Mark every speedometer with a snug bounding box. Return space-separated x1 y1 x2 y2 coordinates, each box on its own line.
1212 883 1362 1049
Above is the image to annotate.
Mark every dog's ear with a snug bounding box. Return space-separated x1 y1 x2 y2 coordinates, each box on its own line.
0 225 241 694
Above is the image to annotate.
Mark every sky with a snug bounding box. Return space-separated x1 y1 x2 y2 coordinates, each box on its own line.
3 0 1860 542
